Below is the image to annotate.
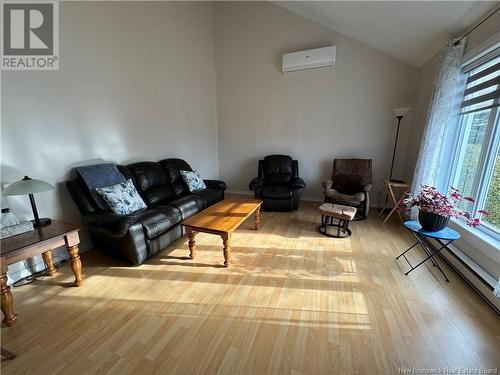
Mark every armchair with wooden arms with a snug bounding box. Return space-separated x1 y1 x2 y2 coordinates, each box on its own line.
322 159 372 220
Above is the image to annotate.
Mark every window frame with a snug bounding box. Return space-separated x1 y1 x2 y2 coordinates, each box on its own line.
444 53 500 243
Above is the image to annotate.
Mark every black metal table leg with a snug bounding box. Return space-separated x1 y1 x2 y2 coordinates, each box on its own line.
396 240 420 259
420 237 440 268
403 236 453 282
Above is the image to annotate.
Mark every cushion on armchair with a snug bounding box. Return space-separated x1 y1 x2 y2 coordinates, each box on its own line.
333 174 367 195
249 154 305 211
261 186 293 200
262 155 294 185
324 188 365 204
324 159 373 219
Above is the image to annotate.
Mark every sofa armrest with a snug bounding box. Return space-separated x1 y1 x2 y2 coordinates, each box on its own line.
291 177 306 189
322 180 333 190
249 177 263 191
204 179 227 191
363 183 373 192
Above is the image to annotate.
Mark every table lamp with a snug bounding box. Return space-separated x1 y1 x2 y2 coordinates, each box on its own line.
2 176 55 227
389 107 410 182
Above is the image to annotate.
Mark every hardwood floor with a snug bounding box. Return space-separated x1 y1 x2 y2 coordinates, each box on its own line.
1 201 499 374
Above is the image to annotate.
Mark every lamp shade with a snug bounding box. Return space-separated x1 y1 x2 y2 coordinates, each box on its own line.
3 176 54 196
393 107 410 117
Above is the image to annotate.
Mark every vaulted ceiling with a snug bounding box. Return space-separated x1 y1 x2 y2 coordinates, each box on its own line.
275 1 496 67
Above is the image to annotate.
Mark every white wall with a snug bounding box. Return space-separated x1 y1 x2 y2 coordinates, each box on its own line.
464 7 500 55
213 1 419 202
1 1 218 279
403 54 438 179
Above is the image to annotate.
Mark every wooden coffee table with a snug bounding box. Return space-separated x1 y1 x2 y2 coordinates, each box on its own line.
181 198 262 267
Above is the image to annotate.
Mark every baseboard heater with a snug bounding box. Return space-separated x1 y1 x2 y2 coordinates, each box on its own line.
436 239 499 315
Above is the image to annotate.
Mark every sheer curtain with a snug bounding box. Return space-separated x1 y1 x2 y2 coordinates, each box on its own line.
412 38 467 194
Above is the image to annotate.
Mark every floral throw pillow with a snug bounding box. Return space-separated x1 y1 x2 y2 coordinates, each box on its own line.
180 170 206 192
96 179 147 215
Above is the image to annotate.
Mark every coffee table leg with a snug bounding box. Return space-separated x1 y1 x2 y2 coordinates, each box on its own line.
187 228 196 259
254 206 261 230
222 233 231 267
1 264 16 327
42 250 57 276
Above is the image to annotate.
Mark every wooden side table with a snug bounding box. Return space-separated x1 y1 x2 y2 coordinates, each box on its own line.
0 220 83 327
379 178 411 224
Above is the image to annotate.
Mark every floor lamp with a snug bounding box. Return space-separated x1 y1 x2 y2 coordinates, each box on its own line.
389 107 410 182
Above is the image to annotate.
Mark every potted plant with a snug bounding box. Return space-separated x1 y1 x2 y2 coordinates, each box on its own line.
401 185 489 232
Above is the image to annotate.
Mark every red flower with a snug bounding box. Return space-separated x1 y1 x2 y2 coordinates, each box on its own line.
467 218 481 228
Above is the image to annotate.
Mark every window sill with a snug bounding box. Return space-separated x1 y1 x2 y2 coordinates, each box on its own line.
449 218 500 260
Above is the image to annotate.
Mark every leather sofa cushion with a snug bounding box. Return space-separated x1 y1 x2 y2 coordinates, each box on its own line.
128 162 167 192
117 165 136 183
169 195 205 220
142 186 175 207
262 155 294 185
160 159 191 183
191 188 223 207
146 225 183 256
83 205 182 239
140 205 182 239
83 209 150 238
261 186 292 200
127 162 177 206
66 180 98 215
159 159 191 197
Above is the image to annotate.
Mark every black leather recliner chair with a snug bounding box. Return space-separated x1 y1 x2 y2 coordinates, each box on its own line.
249 155 305 211
67 158 226 266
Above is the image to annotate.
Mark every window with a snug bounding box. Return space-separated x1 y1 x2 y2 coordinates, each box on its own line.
448 53 500 238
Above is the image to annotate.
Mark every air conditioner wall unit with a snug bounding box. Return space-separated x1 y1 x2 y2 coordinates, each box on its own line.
282 46 336 73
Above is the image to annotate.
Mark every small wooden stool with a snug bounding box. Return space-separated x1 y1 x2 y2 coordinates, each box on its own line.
318 203 357 238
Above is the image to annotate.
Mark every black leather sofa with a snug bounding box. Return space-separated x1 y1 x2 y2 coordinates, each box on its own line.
67 159 226 265
249 155 306 211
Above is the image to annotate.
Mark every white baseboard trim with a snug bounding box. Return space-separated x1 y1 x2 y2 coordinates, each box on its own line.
438 241 499 313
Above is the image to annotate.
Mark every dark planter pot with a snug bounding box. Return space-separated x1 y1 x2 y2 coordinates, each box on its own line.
418 211 449 232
